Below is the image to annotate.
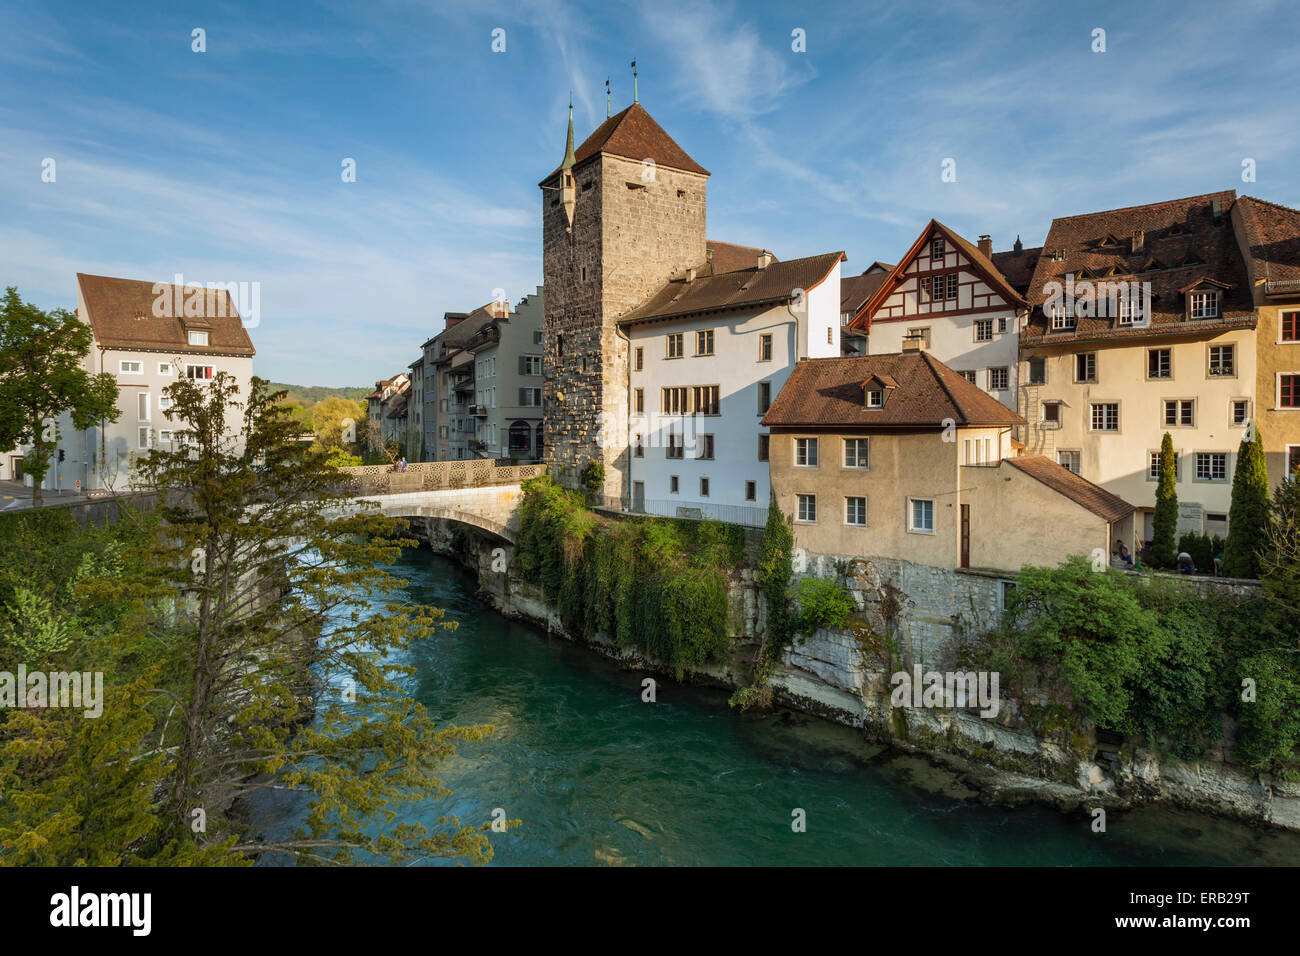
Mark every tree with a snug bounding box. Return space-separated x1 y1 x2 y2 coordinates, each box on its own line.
310 395 366 453
0 287 120 504
1222 424 1271 578
96 372 501 863
1151 431 1178 567
1260 475 1300 633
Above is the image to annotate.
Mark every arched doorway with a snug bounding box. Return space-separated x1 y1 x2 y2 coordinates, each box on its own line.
508 420 531 457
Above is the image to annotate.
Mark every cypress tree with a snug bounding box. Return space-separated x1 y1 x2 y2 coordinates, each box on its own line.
1151 431 1179 567
1222 424 1271 578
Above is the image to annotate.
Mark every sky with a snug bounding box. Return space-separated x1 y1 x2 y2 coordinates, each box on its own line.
3 0 1299 386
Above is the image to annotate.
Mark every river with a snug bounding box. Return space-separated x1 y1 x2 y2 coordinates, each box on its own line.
249 548 1300 866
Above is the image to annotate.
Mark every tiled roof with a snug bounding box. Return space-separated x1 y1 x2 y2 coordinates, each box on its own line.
1233 195 1300 288
76 273 255 356
1004 456 1135 522
990 246 1042 295
541 103 708 183
619 252 845 326
1022 191 1255 346
761 351 1025 429
840 271 890 313
704 240 774 276
433 302 503 358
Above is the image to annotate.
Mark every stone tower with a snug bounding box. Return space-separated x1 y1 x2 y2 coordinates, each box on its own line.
539 101 709 501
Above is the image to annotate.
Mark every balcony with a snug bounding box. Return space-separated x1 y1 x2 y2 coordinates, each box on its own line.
468 404 488 417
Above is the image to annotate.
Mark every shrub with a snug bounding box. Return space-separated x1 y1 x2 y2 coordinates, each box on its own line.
793 577 854 636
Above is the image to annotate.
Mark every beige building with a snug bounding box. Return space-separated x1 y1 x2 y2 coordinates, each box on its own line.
3 273 256 493
763 351 1135 574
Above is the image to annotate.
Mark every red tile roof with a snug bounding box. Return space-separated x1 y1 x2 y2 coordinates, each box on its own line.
1021 191 1255 346
1233 195 1300 290
761 351 1025 429
840 271 890 313
704 240 774 276
1004 456 1135 522
76 273 255 356
619 252 845 326
990 245 1042 295
541 103 708 183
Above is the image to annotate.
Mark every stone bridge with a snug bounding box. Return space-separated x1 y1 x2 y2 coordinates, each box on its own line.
337 461 546 543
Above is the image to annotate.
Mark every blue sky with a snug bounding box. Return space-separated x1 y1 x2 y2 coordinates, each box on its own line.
3 0 1298 386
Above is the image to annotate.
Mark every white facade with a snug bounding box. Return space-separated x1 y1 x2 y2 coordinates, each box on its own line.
625 260 842 521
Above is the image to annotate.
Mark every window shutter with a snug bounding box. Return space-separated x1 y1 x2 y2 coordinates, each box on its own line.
519 356 527 375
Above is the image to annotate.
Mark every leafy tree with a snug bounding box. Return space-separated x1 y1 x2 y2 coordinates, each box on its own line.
1222 425 1271 578
0 286 120 504
1151 432 1178 567
93 372 500 864
311 396 367 453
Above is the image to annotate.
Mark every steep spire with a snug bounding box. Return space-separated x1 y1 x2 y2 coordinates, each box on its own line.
561 99 576 170
631 59 638 104
605 77 611 118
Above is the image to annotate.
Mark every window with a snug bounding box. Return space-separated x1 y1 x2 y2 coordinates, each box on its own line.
975 319 993 342
758 434 769 461
959 370 977 384
827 327 833 345
185 364 213 380
1281 374 1300 408
846 496 867 527
159 395 171 412
908 327 931 348
996 317 1010 334
1090 403 1119 431
700 477 710 497
138 392 150 421
1195 452 1228 482
908 498 934 534
1283 311 1300 343
759 333 773 362
666 333 684 358
138 427 150 449
696 329 714 356
1289 445 1300 476
988 367 1009 391
1042 402 1061 425
670 475 680 494
1231 399 1250 426
758 381 772 415
157 430 173 446
634 388 644 414
931 238 945 261
520 355 543 375
120 360 143 375
158 361 172 376
534 330 543 345
1075 352 1096 382
797 494 817 522
661 386 688 414
1049 302 1074 331
696 434 715 460
666 433 684 459
998 580 1017 611
634 347 643 371
1058 450 1081 474
1148 450 1181 481
692 385 720 416
1148 348 1171 379
634 435 643 458
1163 399 1195 427
1190 291 1220 318
844 438 869 469
920 273 958 302
1208 344 1234 377
795 438 819 467
1117 294 1140 325
745 481 757 502
187 330 209 347
866 389 884 408
519 387 542 406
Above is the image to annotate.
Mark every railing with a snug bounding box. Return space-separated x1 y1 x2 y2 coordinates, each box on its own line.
339 461 545 496
593 496 767 528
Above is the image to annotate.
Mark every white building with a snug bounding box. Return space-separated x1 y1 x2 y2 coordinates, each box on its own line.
851 222 1036 411
618 250 845 523
7 273 256 493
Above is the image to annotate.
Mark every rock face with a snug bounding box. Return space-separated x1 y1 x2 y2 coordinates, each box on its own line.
417 520 1300 833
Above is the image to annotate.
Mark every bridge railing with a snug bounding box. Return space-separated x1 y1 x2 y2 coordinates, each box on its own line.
338 460 546 496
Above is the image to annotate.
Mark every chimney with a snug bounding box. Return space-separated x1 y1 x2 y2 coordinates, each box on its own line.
1013 235 1023 255
1132 230 1144 253
685 266 697 282
901 335 926 353
978 235 992 258
757 250 773 270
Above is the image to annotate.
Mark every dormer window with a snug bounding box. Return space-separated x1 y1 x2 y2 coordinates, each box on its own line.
1190 290 1220 318
187 330 209 347
866 389 884 409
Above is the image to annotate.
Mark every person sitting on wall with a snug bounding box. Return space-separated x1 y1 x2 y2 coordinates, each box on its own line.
1115 540 1133 568
1176 550 1196 574
1214 550 1223 577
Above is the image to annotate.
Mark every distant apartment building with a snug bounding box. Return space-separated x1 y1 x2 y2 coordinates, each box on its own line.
407 355 425 459
1 273 255 492
429 303 504 460
463 287 545 460
365 373 409 454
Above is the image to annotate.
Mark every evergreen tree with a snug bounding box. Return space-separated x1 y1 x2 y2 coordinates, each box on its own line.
1222 424 1271 578
0 286 120 504
1151 432 1178 567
